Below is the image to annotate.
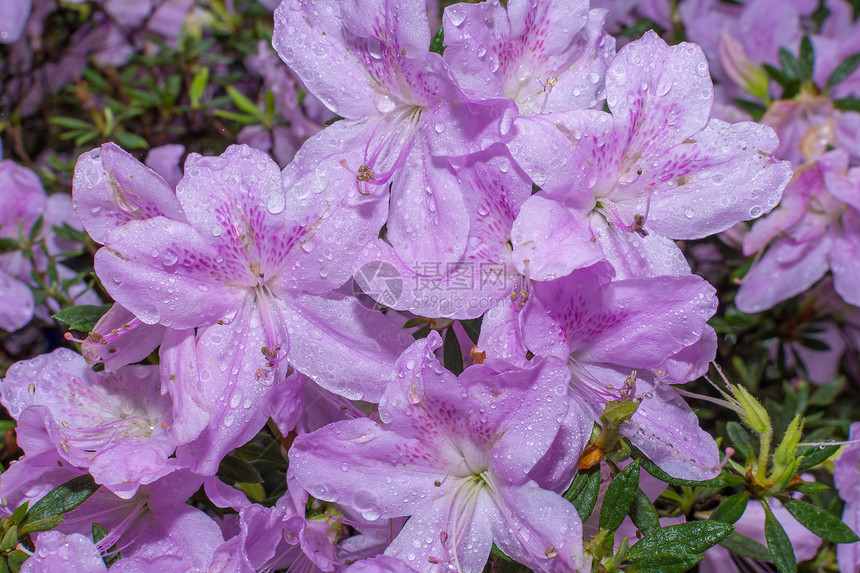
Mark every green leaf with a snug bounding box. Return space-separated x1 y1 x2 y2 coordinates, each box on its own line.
798 36 814 82
0 237 21 254
113 132 149 150
710 491 749 525
0 525 18 551
726 421 752 458
28 216 44 243
778 48 802 82
827 52 860 87
733 99 767 120
600 460 640 533
782 498 860 543
720 531 772 560
213 109 259 124
834 98 860 112
218 454 264 484
601 400 639 427
618 18 662 38
791 481 830 495
93 522 122 567
9 501 28 526
6 550 29 573
763 63 791 87
626 554 703 573
490 542 514 562
460 317 482 345
18 514 64 535
402 317 428 329
190 67 210 107
51 223 88 244
565 467 600 521
49 116 93 130
797 443 840 471
52 304 112 332
22 475 99 527
629 488 660 535
226 85 265 122
627 521 734 563
429 26 445 55
632 449 744 487
798 337 830 351
764 502 797 573
443 327 464 375
808 376 845 405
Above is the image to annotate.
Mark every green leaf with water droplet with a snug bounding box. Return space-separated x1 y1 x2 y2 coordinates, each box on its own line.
53 304 112 333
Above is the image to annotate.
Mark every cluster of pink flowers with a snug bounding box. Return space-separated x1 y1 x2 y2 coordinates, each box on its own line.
1 0 859 571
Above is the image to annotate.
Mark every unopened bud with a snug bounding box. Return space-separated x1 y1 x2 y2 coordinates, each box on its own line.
774 414 804 468
732 383 771 436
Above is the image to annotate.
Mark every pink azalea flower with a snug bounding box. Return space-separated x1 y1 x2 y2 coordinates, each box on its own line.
507 31 791 279
290 334 586 573
737 149 860 312
273 0 517 269
1 348 175 498
522 264 720 479
836 423 860 572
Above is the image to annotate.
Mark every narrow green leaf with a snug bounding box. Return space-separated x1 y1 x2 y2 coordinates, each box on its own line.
827 52 860 87
627 521 734 562
601 461 640 533
791 481 830 495
93 522 122 567
113 132 149 150
52 304 112 332
798 36 814 82
797 443 840 471
798 337 830 351
9 501 28 526
778 48 802 81
710 491 749 525
763 63 791 87
443 327 464 375
49 116 93 129
402 317 428 329
618 18 662 38
429 26 445 55
720 531 772 560
629 488 660 535
19 514 64 535
226 85 265 122
51 223 88 244
566 467 601 521
490 542 514 562
6 550 28 572
632 449 744 487
218 454 264 484
28 216 44 243
782 498 860 543
0 237 20 254
1 525 18 551
460 317 482 345
808 376 845 406
22 475 99 526
213 109 258 124
626 554 703 573
764 502 797 573
733 99 767 120
190 67 210 107
834 98 860 112
726 421 752 458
